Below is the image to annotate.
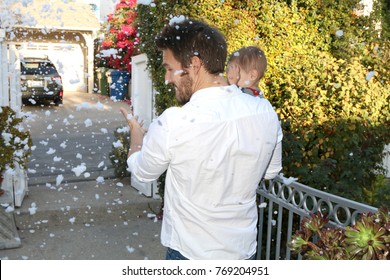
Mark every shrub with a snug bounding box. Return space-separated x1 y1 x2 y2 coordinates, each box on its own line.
136 1 178 115
134 0 390 206
0 106 32 195
0 106 32 174
109 126 130 178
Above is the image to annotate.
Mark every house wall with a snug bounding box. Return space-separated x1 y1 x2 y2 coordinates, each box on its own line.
78 0 116 22
99 0 116 22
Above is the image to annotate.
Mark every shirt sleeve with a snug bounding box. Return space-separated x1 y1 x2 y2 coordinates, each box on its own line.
263 121 283 180
127 113 171 183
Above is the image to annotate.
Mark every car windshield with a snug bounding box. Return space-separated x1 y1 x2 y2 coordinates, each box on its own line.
21 61 58 75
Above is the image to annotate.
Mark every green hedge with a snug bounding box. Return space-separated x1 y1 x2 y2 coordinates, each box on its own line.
134 0 390 206
109 126 131 178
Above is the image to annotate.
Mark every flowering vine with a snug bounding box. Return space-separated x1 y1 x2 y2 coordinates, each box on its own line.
101 0 139 72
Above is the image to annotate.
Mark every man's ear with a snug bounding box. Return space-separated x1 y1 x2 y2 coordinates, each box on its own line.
189 55 202 74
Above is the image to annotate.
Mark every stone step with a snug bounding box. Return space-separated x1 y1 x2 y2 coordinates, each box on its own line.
0 191 22 250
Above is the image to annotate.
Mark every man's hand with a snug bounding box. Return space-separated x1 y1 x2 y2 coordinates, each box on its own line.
120 107 146 133
120 107 146 157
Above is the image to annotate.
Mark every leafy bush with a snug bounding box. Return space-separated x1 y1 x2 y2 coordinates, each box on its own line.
0 106 32 174
136 2 178 115
135 0 390 207
0 106 32 195
257 1 390 205
109 126 130 178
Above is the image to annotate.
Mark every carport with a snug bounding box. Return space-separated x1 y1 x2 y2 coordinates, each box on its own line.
5 0 100 94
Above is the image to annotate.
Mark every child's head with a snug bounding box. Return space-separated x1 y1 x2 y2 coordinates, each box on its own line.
226 46 267 88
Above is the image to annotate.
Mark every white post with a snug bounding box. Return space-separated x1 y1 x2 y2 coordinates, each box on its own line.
384 144 390 178
0 29 9 106
130 53 159 198
131 53 155 127
83 33 95 94
8 44 21 114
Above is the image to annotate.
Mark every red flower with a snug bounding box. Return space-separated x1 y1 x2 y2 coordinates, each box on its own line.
116 2 128 9
116 32 126 41
116 0 136 9
102 40 113 48
121 25 136 35
125 12 137 23
127 40 135 48
117 41 126 49
101 0 139 71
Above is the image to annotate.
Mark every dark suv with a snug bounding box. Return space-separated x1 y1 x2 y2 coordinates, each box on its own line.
20 57 63 106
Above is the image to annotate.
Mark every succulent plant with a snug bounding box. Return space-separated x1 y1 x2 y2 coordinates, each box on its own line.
289 207 390 260
345 209 390 260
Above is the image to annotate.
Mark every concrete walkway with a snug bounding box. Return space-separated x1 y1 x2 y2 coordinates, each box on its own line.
0 91 165 260
0 177 165 260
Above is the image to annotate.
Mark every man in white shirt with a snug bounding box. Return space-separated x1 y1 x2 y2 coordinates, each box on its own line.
121 19 282 260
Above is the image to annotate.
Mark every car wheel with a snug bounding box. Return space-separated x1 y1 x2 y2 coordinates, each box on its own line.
54 99 63 106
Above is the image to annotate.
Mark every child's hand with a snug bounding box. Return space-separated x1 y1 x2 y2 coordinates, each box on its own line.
226 63 240 85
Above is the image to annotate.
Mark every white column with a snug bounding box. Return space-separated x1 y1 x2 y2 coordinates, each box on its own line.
82 32 96 94
8 44 21 115
0 42 9 106
130 53 159 198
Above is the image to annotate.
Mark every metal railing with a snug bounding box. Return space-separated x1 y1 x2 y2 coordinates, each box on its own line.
256 174 378 260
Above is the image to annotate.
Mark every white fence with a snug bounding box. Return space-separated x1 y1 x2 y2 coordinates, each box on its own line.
0 39 26 249
0 40 28 207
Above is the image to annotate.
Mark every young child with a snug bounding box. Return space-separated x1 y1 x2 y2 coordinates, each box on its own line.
226 46 267 97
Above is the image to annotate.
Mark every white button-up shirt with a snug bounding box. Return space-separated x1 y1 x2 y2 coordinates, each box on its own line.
128 85 282 259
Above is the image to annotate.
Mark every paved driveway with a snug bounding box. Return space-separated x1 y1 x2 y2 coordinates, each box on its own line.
0 91 165 260
23 91 131 185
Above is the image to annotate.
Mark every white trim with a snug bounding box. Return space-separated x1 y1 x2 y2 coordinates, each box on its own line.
13 25 99 32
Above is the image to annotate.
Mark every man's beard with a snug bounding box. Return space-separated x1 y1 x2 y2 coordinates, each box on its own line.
175 74 193 105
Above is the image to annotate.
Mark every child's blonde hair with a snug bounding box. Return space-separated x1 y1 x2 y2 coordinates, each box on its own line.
227 46 267 82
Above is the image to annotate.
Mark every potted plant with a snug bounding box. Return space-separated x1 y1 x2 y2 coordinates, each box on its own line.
100 0 139 100
288 206 390 260
0 106 32 196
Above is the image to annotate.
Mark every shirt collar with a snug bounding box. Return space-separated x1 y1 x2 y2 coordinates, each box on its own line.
189 85 238 103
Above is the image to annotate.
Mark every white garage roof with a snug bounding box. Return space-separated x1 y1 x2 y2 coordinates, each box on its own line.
3 0 100 31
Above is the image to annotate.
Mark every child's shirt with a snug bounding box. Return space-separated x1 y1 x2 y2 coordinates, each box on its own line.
242 87 264 98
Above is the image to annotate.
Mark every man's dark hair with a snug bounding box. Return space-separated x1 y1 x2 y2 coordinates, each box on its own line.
155 19 227 75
